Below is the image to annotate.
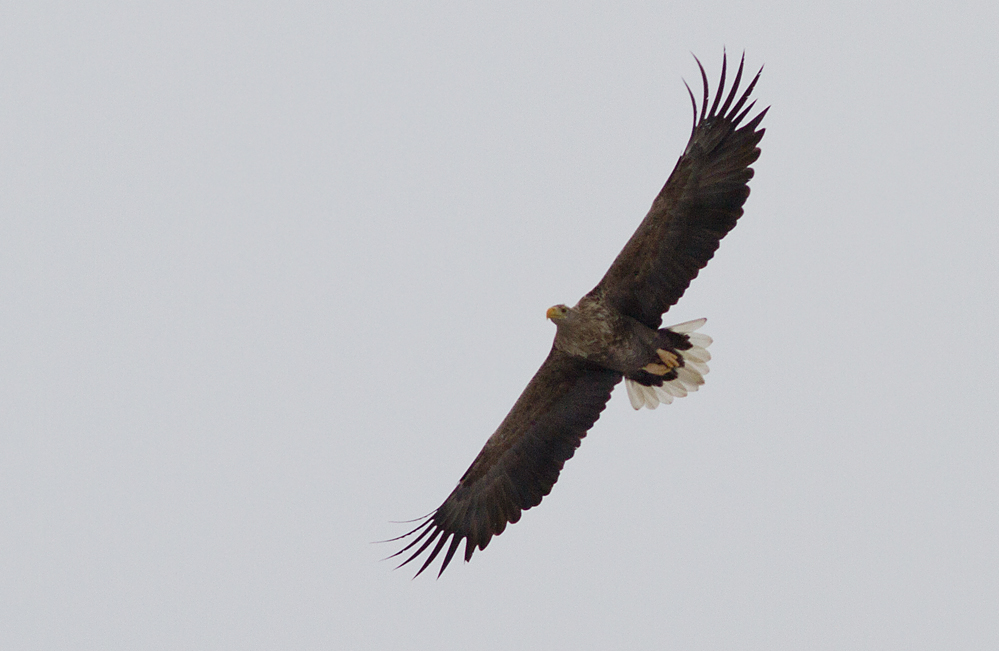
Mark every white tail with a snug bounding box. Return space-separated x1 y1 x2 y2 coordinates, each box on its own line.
625 318 712 410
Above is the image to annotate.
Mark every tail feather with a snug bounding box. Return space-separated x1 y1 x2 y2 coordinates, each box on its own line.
625 318 712 410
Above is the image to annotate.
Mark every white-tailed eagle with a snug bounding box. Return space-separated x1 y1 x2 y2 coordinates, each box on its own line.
390 53 767 577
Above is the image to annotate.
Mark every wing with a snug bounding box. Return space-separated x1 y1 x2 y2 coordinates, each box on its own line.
589 52 768 328
390 348 621 577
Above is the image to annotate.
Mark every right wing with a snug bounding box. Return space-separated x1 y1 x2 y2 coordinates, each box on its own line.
390 348 621 577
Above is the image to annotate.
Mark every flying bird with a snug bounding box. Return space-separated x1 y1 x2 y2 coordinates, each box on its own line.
391 53 767 577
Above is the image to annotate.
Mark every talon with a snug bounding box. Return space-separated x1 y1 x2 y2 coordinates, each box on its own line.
656 349 680 370
642 362 669 375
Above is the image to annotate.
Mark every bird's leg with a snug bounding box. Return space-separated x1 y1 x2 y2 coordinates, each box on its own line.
641 349 680 376
656 349 680 369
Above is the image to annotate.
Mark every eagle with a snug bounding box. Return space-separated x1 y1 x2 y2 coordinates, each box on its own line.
390 53 767 577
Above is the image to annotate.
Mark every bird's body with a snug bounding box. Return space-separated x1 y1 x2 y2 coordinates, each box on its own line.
390 53 767 577
549 297 696 379
549 297 655 372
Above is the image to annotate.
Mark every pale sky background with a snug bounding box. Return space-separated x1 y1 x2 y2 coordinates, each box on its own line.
2 2 998 650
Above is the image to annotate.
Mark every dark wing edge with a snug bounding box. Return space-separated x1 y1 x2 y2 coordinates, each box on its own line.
386 348 621 577
590 51 768 328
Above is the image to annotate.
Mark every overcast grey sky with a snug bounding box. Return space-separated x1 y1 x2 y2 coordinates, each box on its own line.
2 2 998 649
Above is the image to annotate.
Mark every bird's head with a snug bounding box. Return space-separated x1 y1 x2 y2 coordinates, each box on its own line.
546 304 570 323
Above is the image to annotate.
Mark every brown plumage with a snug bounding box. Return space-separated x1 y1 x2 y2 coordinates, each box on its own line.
389 53 767 577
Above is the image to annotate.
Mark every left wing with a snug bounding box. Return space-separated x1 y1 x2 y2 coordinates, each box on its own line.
390 348 621 577
589 53 767 328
